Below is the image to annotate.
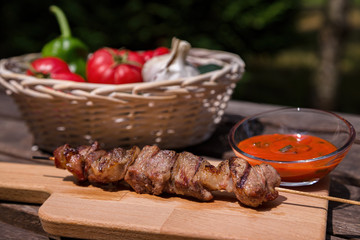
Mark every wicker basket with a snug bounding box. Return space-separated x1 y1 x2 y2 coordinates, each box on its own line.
0 49 245 152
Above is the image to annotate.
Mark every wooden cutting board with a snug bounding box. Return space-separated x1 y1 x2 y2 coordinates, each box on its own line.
0 161 329 240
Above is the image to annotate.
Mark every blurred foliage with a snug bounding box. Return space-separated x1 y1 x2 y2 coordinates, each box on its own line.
0 0 300 58
2 1 360 114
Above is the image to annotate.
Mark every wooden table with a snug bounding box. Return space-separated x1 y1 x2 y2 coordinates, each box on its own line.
0 87 359 240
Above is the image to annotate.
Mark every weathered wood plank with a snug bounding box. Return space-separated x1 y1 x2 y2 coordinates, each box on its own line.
327 179 360 237
0 220 48 240
0 202 49 239
0 87 21 119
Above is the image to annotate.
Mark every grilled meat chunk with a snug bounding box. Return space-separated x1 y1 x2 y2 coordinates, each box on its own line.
197 159 232 192
125 146 177 195
87 146 140 183
53 143 98 181
166 152 213 201
229 157 280 207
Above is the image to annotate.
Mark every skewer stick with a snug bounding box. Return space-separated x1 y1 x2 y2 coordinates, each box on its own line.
32 156 360 206
32 156 55 161
276 187 360 206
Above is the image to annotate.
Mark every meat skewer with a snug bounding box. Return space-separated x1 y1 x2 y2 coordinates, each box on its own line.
33 143 360 205
51 142 281 207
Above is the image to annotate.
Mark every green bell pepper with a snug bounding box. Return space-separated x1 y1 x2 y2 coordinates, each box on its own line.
42 5 88 78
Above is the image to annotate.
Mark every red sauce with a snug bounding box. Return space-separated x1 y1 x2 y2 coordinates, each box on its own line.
235 134 343 182
237 134 337 161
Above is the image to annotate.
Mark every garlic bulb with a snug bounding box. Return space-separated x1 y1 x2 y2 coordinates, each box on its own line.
142 37 200 82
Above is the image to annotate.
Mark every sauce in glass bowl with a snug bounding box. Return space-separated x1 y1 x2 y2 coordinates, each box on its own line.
237 134 337 161
235 133 341 184
228 107 356 186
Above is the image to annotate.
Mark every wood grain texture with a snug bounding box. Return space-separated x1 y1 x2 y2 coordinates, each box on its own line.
0 220 48 240
0 162 329 240
0 203 44 236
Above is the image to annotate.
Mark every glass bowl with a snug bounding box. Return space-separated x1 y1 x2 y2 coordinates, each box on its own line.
228 107 356 187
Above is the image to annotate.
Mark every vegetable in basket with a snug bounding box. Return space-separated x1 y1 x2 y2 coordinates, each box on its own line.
41 5 88 78
142 37 199 82
86 48 145 84
138 47 170 61
27 57 85 82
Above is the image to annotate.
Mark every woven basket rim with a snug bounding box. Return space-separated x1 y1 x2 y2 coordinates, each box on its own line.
0 48 245 101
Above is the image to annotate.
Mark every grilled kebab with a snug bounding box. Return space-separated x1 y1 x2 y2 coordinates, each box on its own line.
53 142 281 207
